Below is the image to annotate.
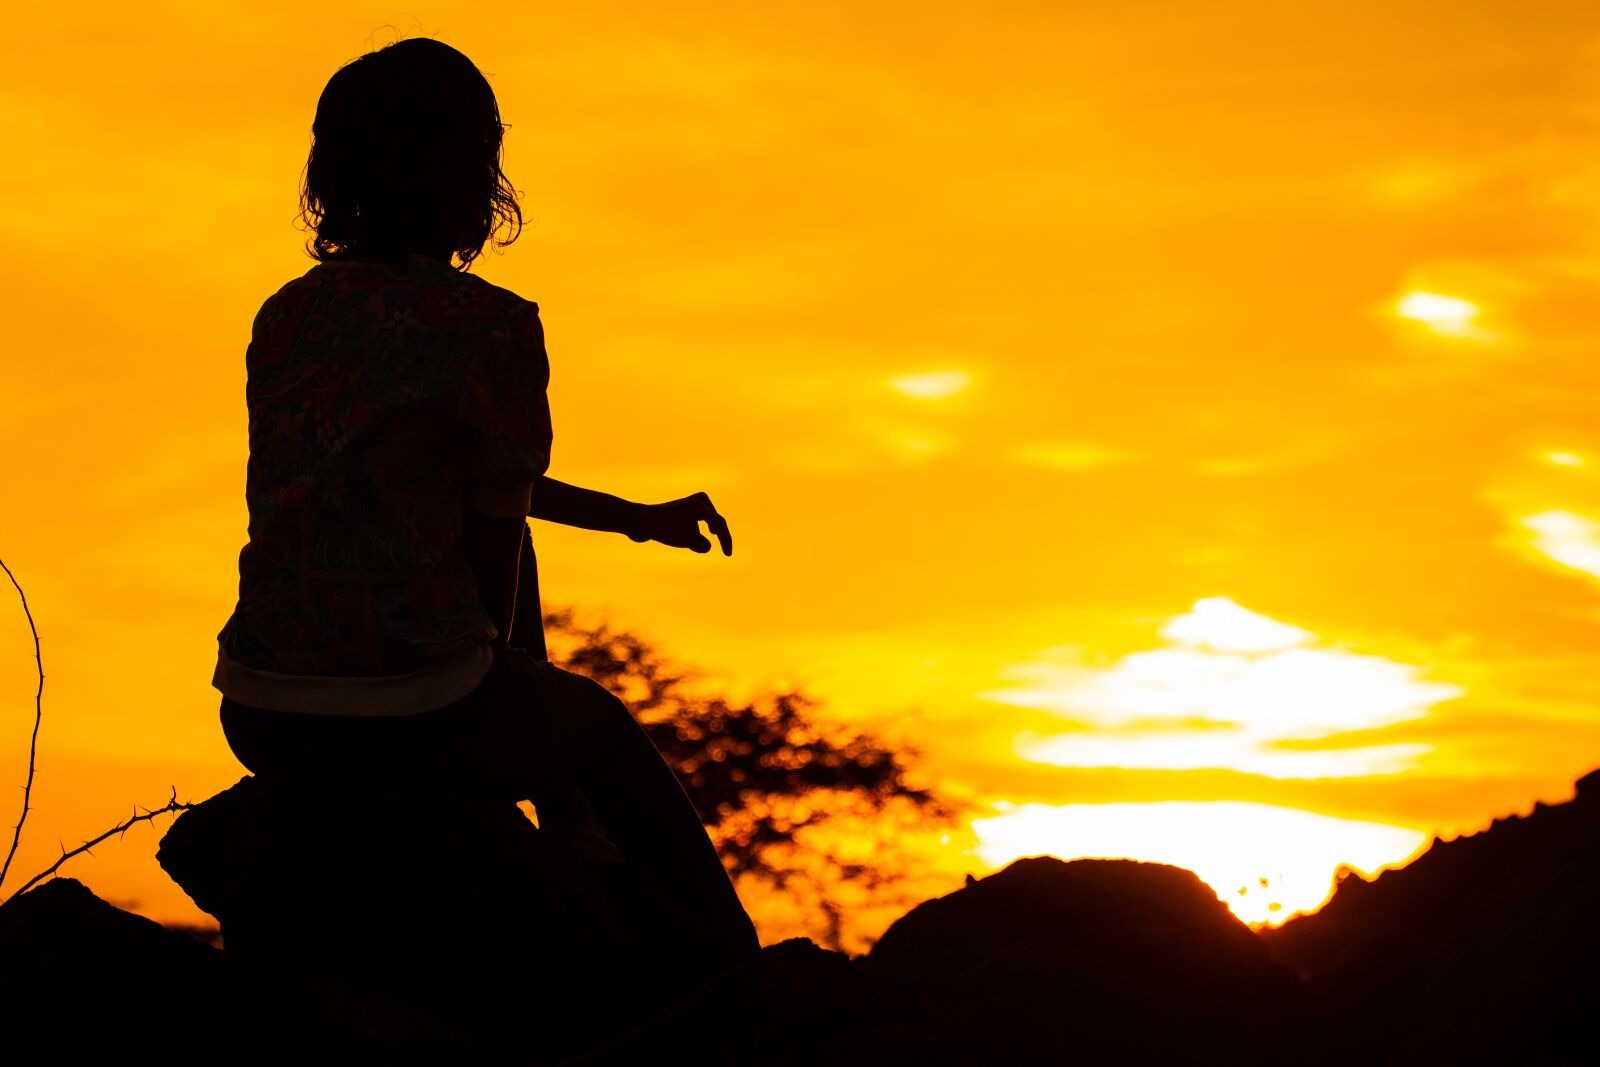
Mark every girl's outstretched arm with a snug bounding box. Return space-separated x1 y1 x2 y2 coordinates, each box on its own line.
530 476 732 556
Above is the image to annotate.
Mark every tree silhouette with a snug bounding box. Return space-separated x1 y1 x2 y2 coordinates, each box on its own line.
543 609 957 950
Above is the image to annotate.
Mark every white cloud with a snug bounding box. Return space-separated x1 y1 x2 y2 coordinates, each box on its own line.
1519 510 1600 581
983 597 1458 779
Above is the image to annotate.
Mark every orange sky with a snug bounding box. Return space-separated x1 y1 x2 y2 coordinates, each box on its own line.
6 1 1600 935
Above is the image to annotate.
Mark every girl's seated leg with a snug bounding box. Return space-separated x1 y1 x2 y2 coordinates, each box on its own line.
468 652 761 978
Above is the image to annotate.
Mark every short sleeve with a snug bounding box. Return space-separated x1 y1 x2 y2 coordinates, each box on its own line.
450 297 553 485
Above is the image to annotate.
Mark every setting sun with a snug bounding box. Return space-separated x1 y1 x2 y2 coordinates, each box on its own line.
971 800 1428 924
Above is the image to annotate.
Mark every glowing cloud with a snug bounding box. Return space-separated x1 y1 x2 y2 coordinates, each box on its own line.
984 597 1458 779
1017 732 1430 779
1544 452 1585 468
1520 510 1600 581
1394 290 1485 339
1160 595 1312 653
971 801 1428 924
888 370 971 399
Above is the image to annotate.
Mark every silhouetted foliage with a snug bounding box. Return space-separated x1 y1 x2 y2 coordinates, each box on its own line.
544 609 954 948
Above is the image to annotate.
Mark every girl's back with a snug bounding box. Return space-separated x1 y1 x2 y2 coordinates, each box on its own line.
220 255 550 687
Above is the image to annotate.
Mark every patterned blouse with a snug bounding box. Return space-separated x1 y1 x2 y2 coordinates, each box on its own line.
217 255 551 694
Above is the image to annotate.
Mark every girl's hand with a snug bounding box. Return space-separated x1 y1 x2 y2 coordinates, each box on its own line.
627 492 733 556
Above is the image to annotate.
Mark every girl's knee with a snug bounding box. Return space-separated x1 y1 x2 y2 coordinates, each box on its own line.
530 663 637 737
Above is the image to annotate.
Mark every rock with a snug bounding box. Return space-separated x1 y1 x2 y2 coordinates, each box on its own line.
864 856 1305 1061
0 878 232 1058
0 876 468 1057
1263 774 1600 1060
157 774 650 1060
583 937 945 1066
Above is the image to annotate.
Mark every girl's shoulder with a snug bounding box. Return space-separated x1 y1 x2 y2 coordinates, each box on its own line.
252 262 545 382
445 266 539 320
301 256 538 319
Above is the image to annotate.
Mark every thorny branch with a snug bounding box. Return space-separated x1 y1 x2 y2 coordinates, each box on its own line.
0 555 43 895
9 788 194 900
0 557 194 905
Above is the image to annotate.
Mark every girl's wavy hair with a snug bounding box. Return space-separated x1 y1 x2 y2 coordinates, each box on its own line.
299 38 521 271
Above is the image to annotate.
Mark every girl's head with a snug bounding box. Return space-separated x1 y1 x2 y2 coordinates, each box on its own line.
300 38 521 270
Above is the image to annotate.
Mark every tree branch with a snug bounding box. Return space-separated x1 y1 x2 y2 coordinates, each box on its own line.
8 788 194 900
0 556 43 895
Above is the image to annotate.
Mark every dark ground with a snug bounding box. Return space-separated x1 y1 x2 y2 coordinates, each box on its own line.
4 770 1598 1063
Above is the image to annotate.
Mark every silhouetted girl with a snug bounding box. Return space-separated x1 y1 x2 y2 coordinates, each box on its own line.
212 37 758 994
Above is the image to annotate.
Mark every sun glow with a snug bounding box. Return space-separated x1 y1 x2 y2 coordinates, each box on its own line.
971 801 1428 925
